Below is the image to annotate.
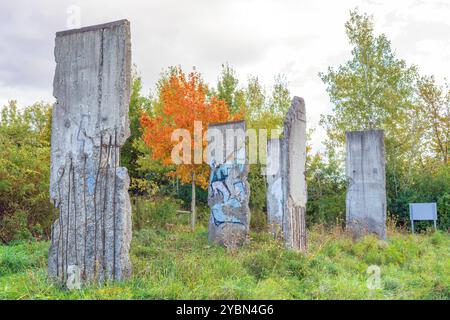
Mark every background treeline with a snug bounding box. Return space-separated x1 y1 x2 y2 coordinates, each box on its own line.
0 10 448 243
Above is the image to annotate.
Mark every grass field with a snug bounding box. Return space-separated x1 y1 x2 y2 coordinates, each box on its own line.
0 223 449 300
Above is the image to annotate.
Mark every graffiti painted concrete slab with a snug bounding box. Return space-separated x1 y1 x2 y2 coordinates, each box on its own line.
266 137 284 238
207 120 250 247
48 20 132 285
346 130 386 239
282 97 307 252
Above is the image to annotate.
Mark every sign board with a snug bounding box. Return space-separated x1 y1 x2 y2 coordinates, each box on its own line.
409 203 437 233
409 203 437 221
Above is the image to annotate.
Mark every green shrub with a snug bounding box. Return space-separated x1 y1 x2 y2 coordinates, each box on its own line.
195 203 210 226
389 166 450 231
243 250 273 279
250 209 267 232
437 193 450 231
0 101 53 243
248 164 267 213
131 197 181 230
0 210 33 241
279 250 308 279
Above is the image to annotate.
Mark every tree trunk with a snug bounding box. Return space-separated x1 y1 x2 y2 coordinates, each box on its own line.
191 171 196 231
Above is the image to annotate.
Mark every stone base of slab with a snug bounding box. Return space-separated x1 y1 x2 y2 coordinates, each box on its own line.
48 167 132 285
208 222 248 248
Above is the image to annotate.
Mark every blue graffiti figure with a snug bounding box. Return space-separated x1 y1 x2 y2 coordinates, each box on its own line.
209 160 246 226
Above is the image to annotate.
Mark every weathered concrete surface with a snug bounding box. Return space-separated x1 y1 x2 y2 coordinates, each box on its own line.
282 97 307 252
207 121 250 247
48 20 132 284
266 137 284 238
346 130 386 239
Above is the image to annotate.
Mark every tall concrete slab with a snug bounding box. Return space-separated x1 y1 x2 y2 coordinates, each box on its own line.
48 20 132 284
346 130 386 239
282 97 307 252
266 137 284 238
207 120 250 247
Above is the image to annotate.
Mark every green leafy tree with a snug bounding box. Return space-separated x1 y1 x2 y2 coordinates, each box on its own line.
268 74 291 119
306 147 346 225
214 65 293 219
121 72 152 180
217 63 240 114
416 76 450 166
319 9 419 200
319 9 418 161
319 9 450 229
0 101 53 242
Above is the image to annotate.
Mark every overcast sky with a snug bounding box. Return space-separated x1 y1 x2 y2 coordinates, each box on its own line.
0 0 449 148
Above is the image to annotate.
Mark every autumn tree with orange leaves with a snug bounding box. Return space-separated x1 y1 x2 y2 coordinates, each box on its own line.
140 67 237 230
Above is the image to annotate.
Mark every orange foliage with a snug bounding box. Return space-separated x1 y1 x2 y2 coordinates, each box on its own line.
140 67 239 189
